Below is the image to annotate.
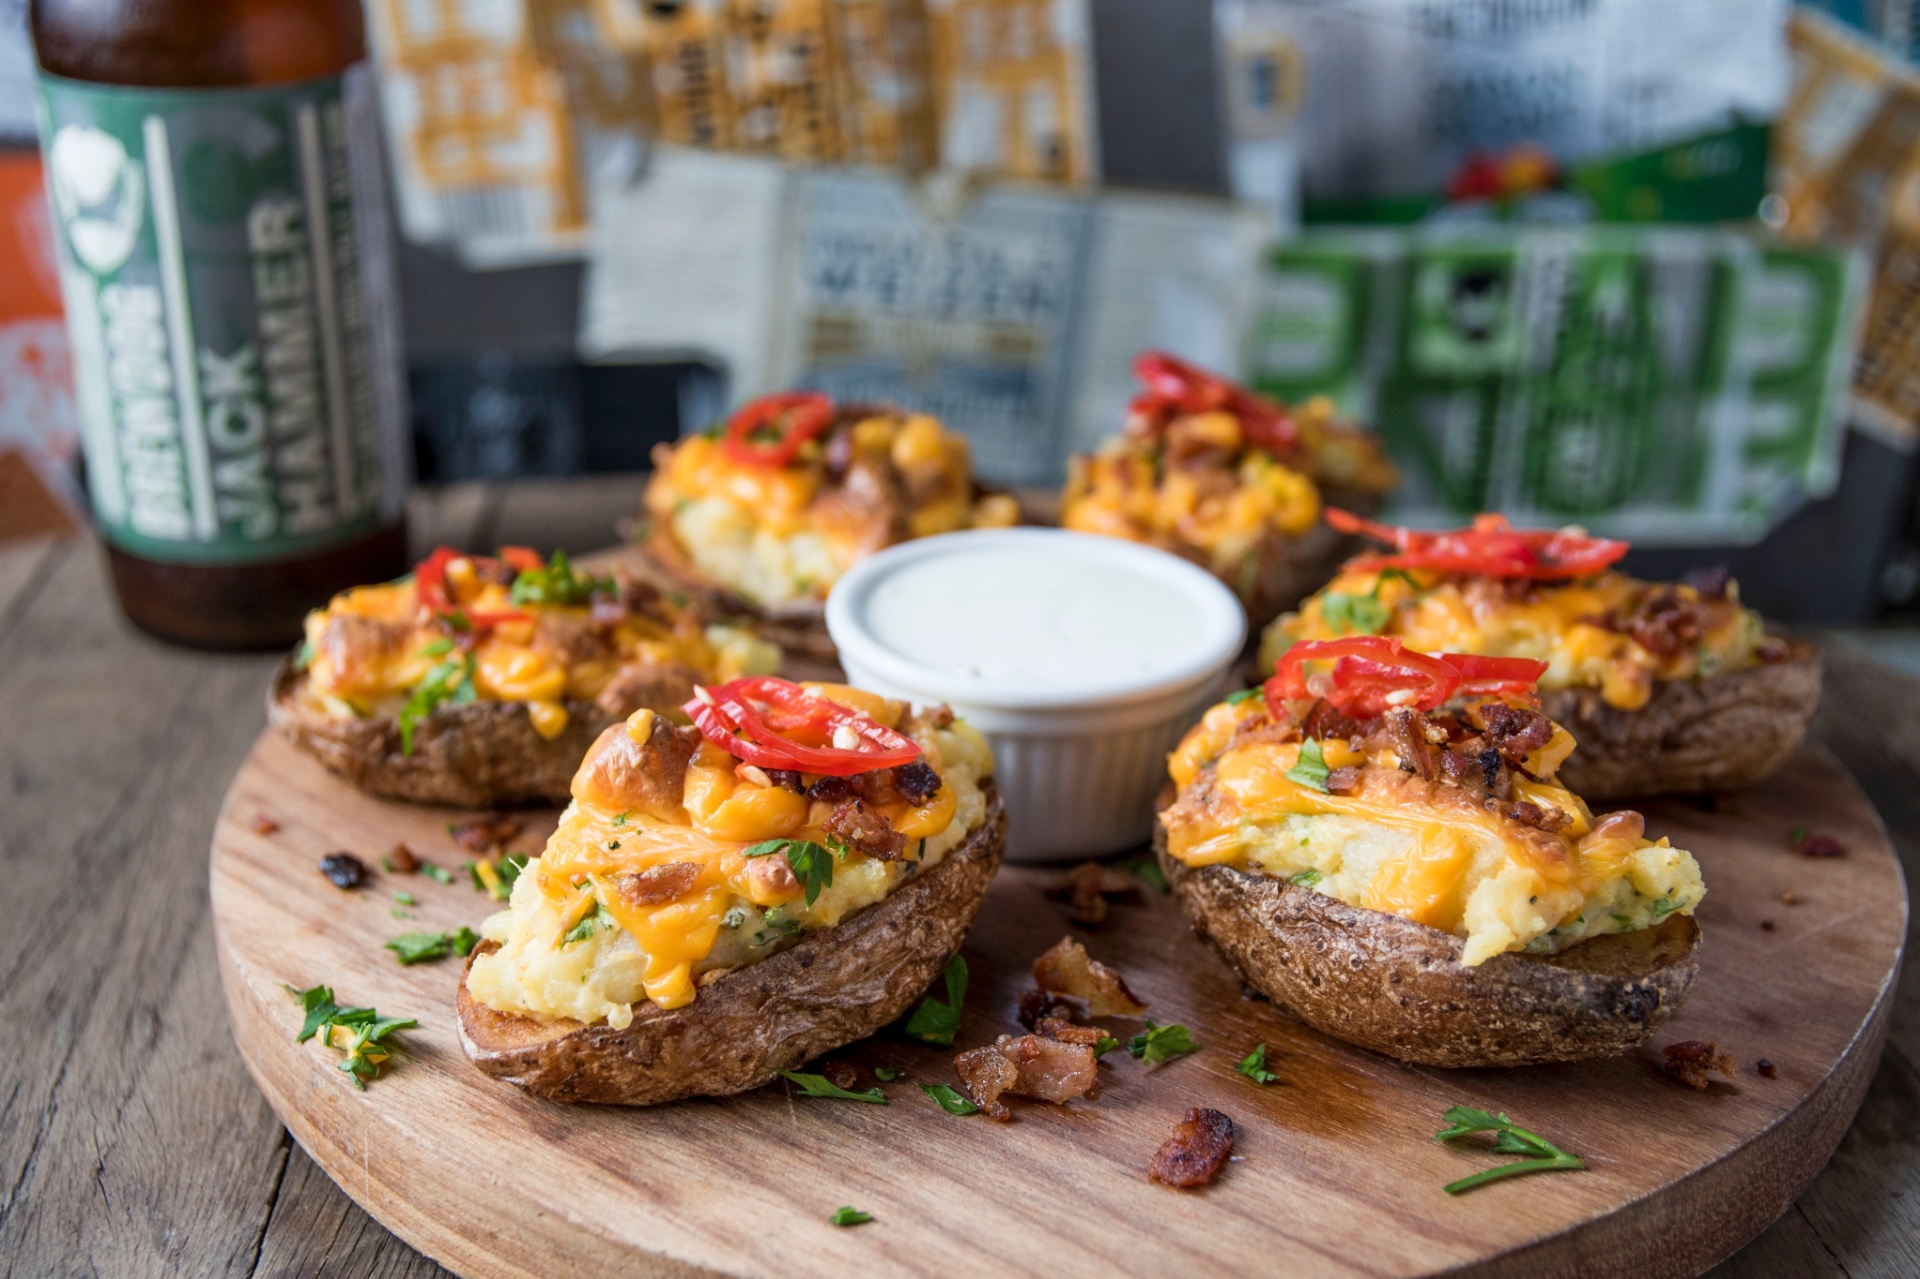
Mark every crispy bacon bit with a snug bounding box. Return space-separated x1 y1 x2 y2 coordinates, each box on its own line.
1043 862 1142 925
954 1034 1099 1120
1017 987 1077 1029
1149 1109 1235 1188
451 814 524 853
1509 801 1570 834
1324 766 1360 796
1661 1040 1737 1091
1032 937 1149 1018
1034 1015 1109 1048
1479 701 1555 765
1757 1058 1778 1079
612 861 701 907
1299 698 1365 743
387 842 420 873
766 768 805 793
1759 919 1777 932
823 797 908 861
250 814 280 836
1796 833 1845 859
893 759 943 805
821 1060 859 1091
1386 710 1443 780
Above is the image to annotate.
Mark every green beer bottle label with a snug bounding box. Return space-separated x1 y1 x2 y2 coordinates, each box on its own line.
36 69 407 564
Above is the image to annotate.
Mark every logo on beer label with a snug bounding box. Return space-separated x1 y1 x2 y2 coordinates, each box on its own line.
35 71 406 565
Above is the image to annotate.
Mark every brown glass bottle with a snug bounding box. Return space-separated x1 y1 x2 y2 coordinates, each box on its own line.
33 0 409 649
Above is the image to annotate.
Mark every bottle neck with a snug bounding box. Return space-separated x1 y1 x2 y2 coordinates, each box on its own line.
33 0 366 89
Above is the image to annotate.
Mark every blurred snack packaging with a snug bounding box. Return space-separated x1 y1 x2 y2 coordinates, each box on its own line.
1215 0 1790 226
1777 7 1920 444
581 147 1265 484
363 0 1095 266
0 150 82 542
1247 225 1864 544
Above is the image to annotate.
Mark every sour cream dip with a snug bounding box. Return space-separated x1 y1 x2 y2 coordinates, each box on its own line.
826 529 1245 860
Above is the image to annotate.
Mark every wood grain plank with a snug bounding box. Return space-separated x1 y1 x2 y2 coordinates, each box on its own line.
487 474 647 556
0 536 69 646
251 1145 457 1279
0 544 290 1278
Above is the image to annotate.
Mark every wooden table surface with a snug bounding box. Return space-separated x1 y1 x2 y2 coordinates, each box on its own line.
1 475 1914 1279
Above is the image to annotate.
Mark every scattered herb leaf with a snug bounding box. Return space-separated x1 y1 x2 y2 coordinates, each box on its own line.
391 891 417 906
829 1206 873 1227
509 549 613 608
1127 1020 1200 1065
384 926 481 965
777 1070 888 1104
1236 1043 1279 1085
397 653 476 755
920 1083 980 1115
903 954 967 1047
421 863 454 886
1093 1035 1121 1058
282 984 416 1089
1433 1106 1585 1194
874 1066 903 1082
1286 739 1330 792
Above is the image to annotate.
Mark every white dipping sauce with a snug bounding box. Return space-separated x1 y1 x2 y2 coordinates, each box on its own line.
852 537 1231 693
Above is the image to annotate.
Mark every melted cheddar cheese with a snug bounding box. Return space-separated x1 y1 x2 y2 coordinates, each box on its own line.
1060 396 1396 584
1162 697 1703 966
298 559 778 740
644 411 1019 610
466 698 993 1026
1261 565 1765 710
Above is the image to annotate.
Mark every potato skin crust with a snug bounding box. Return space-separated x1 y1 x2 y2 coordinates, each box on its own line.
1155 821 1699 1068
457 785 1005 1104
268 659 617 808
1543 639 1820 800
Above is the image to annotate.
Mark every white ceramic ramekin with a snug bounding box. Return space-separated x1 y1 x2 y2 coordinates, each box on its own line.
825 528 1245 862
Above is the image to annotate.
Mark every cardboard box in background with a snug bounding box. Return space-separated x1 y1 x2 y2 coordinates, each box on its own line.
0 149 81 542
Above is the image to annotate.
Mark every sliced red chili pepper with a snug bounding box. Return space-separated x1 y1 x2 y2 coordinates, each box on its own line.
409 546 531 629
683 676 921 777
1130 351 1297 453
1436 653 1549 698
499 546 544 573
1267 636 1460 720
719 392 835 468
1326 509 1628 581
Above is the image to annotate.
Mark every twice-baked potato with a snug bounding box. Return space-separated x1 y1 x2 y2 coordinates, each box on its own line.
1060 352 1396 626
1259 511 1820 798
638 393 1020 661
270 546 780 808
1157 636 1703 1067
458 677 1004 1104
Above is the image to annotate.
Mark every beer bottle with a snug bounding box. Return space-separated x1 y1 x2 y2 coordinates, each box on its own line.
32 0 410 648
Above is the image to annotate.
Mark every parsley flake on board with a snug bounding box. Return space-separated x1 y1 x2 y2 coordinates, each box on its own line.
902 954 967 1047
1092 1035 1121 1058
777 1070 888 1104
1433 1106 1585 1194
829 1207 873 1227
1285 739 1331 792
874 1067 904 1082
920 1083 980 1115
421 862 454 886
1127 1020 1199 1065
1236 1043 1279 1084
283 984 417 1089
743 838 836 906
384 927 481 965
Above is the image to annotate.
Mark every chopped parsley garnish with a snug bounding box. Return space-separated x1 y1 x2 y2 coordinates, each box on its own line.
1287 869 1323 888
384 927 480 965
1320 591 1391 636
743 838 836 907
421 863 454 886
283 984 417 1089
1285 739 1331 792
508 549 613 608
397 652 476 755
721 906 749 929
776 1070 888 1104
613 811 629 827
903 954 967 1047
422 637 454 656
920 1083 980 1115
1127 1020 1199 1065
874 1066 903 1082
751 906 802 947
1433 1106 1585 1194
1236 1043 1279 1084
391 891 417 906
1648 896 1684 919
1225 686 1266 706
1119 855 1170 892
829 1206 873 1227
292 638 316 672
1093 1035 1121 1058
562 903 615 946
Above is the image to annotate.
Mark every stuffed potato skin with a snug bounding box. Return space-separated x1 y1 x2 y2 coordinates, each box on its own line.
1156 826 1699 1068
457 785 1004 1104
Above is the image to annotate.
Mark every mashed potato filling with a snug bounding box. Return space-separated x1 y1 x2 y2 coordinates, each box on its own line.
1265 566 1766 710
467 710 993 1028
1163 704 1703 966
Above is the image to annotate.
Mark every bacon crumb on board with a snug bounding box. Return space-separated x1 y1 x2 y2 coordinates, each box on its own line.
249 814 280 836
821 1061 859 1091
1042 862 1142 924
1149 1109 1235 1188
1795 833 1845 859
387 842 420 873
954 1034 1099 1121
451 814 525 852
1031 937 1149 1017
1662 1041 1737 1090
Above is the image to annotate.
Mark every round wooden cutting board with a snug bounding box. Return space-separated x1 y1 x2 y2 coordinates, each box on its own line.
211 733 1905 1279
